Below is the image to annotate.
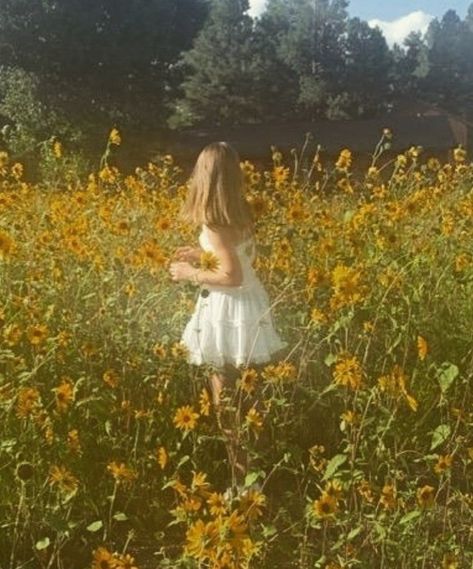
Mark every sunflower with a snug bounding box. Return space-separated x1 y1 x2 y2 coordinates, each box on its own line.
333 354 364 390
52 378 74 412
238 368 258 395
106 461 138 485
184 519 219 562
416 485 435 508
434 454 453 475
199 387 211 416
102 369 120 388
245 407 263 433
200 250 220 271
312 492 338 518
91 546 115 569
49 465 79 495
108 128 121 146
207 492 228 517
173 405 199 431
238 488 266 521
26 323 49 346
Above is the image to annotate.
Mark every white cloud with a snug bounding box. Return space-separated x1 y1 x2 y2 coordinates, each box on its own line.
248 0 267 18
368 10 434 48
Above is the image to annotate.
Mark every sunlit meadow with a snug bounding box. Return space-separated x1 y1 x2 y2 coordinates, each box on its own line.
1 129 473 569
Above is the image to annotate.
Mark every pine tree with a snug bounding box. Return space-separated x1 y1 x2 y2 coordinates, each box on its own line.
168 0 262 128
423 9 473 110
341 17 392 117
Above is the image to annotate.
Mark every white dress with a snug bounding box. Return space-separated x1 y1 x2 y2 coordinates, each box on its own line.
181 228 287 368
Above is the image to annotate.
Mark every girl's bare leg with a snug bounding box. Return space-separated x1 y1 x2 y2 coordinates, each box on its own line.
209 371 248 489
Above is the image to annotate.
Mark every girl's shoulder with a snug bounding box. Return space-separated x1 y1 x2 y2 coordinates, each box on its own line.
203 223 254 247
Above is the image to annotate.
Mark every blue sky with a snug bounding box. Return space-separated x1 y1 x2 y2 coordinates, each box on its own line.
346 0 470 20
248 1 472 46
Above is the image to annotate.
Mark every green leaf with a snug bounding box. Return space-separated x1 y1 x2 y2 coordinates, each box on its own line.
430 424 451 450
86 520 103 532
399 510 421 525
322 454 347 480
437 362 459 393
244 469 265 486
347 526 362 540
113 512 128 521
35 537 50 550
324 353 338 367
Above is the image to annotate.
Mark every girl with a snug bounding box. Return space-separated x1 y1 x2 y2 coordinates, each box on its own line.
169 141 287 492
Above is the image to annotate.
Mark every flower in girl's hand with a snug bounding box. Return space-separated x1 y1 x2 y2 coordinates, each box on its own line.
199 251 220 271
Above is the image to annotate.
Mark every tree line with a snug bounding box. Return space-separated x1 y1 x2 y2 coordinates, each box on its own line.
0 0 472 161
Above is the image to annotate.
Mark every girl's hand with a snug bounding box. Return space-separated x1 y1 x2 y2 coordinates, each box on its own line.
173 246 202 263
169 261 197 282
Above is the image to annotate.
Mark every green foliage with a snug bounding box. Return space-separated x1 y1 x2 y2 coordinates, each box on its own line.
0 66 83 159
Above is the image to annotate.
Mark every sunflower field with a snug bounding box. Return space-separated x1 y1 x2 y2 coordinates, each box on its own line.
1 130 473 569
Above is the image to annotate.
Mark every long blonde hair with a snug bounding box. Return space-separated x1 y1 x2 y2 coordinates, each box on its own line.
181 141 253 233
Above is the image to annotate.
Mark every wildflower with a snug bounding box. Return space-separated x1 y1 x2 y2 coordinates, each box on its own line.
102 369 119 388
207 492 228 517
173 405 199 431
454 253 470 272
238 488 266 520
2 322 22 346
11 163 23 180
330 263 366 310
171 341 188 359
333 354 364 390
0 229 15 259
16 387 41 419
238 368 258 394
155 217 172 232
114 553 138 569
442 552 459 569
91 546 115 569
379 484 396 509
336 149 352 170
152 343 167 358
49 465 79 495
357 479 375 503
67 429 81 453
308 445 327 473
182 495 203 512
191 471 211 495
340 409 359 426
200 250 220 271
157 446 168 469
417 336 428 360
245 407 263 433
416 484 435 508
184 519 220 561
109 128 121 146
324 480 343 501
453 146 466 163
52 378 74 412
383 127 393 139
53 140 63 158
261 361 296 383
310 307 328 325
312 492 338 518
434 454 453 475
99 165 117 184
199 387 211 416
106 461 138 485
27 324 49 346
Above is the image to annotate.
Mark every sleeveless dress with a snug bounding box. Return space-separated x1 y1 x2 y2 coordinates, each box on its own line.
181 227 287 368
